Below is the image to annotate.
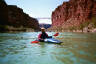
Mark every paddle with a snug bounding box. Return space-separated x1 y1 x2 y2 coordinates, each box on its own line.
53 32 59 36
31 40 39 43
31 32 59 43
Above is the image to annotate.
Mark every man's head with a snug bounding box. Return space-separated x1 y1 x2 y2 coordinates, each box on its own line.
41 27 45 32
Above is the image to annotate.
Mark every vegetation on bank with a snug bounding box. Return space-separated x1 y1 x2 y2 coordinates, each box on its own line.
48 17 96 32
77 17 96 30
0 25 35 32
0 25 8 32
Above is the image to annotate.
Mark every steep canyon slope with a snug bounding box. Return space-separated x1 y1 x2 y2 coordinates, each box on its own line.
51 0 96 32
0 0 40 32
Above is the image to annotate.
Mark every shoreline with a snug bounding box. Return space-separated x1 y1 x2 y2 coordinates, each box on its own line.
47 28 96 33
0 25 40 32
0 26 39 33
0 26 96 33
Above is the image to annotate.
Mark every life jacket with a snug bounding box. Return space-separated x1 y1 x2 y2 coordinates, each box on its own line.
40 32 48 39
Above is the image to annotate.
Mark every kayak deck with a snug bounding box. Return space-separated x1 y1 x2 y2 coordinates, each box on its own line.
44 38 62 44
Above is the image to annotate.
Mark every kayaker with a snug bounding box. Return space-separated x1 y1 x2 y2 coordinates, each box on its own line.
38 27 50 42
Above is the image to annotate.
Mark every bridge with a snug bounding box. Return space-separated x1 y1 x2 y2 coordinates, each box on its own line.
35 17 52 24
35 17 51 20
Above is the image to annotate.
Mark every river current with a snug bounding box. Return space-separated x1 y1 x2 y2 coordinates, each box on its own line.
0 32 96 64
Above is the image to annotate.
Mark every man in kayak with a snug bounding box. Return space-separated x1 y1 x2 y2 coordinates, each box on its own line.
38 27 51 42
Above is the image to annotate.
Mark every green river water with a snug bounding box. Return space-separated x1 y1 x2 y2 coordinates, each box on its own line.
0 32 96 64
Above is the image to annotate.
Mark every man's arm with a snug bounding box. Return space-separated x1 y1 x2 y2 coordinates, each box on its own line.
46 33 52 38
38 34 41 40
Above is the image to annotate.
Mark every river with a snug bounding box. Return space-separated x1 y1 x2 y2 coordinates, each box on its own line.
0 32 96 64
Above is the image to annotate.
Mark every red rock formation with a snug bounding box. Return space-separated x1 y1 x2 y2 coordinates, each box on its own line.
51 0 96 30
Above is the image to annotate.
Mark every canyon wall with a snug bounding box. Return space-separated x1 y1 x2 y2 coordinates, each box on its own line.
0 0 40 32
8 5 39 29
0 0 8 25
51 0 96 32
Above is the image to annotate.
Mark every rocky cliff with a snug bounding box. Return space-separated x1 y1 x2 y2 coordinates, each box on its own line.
8 5 39 29
51 0 96 32
0 0 8 25
0 0 40 32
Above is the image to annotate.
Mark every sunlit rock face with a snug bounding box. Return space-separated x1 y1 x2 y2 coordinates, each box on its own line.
51 0 96 30
0 0 40 31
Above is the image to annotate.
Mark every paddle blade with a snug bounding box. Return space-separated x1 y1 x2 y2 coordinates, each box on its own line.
53 32 59 36
31 40 39 43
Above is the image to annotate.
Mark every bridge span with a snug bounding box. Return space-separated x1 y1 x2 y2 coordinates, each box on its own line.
35 17 51 19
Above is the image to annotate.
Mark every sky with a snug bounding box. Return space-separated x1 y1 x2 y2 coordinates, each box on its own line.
5 0 69 24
